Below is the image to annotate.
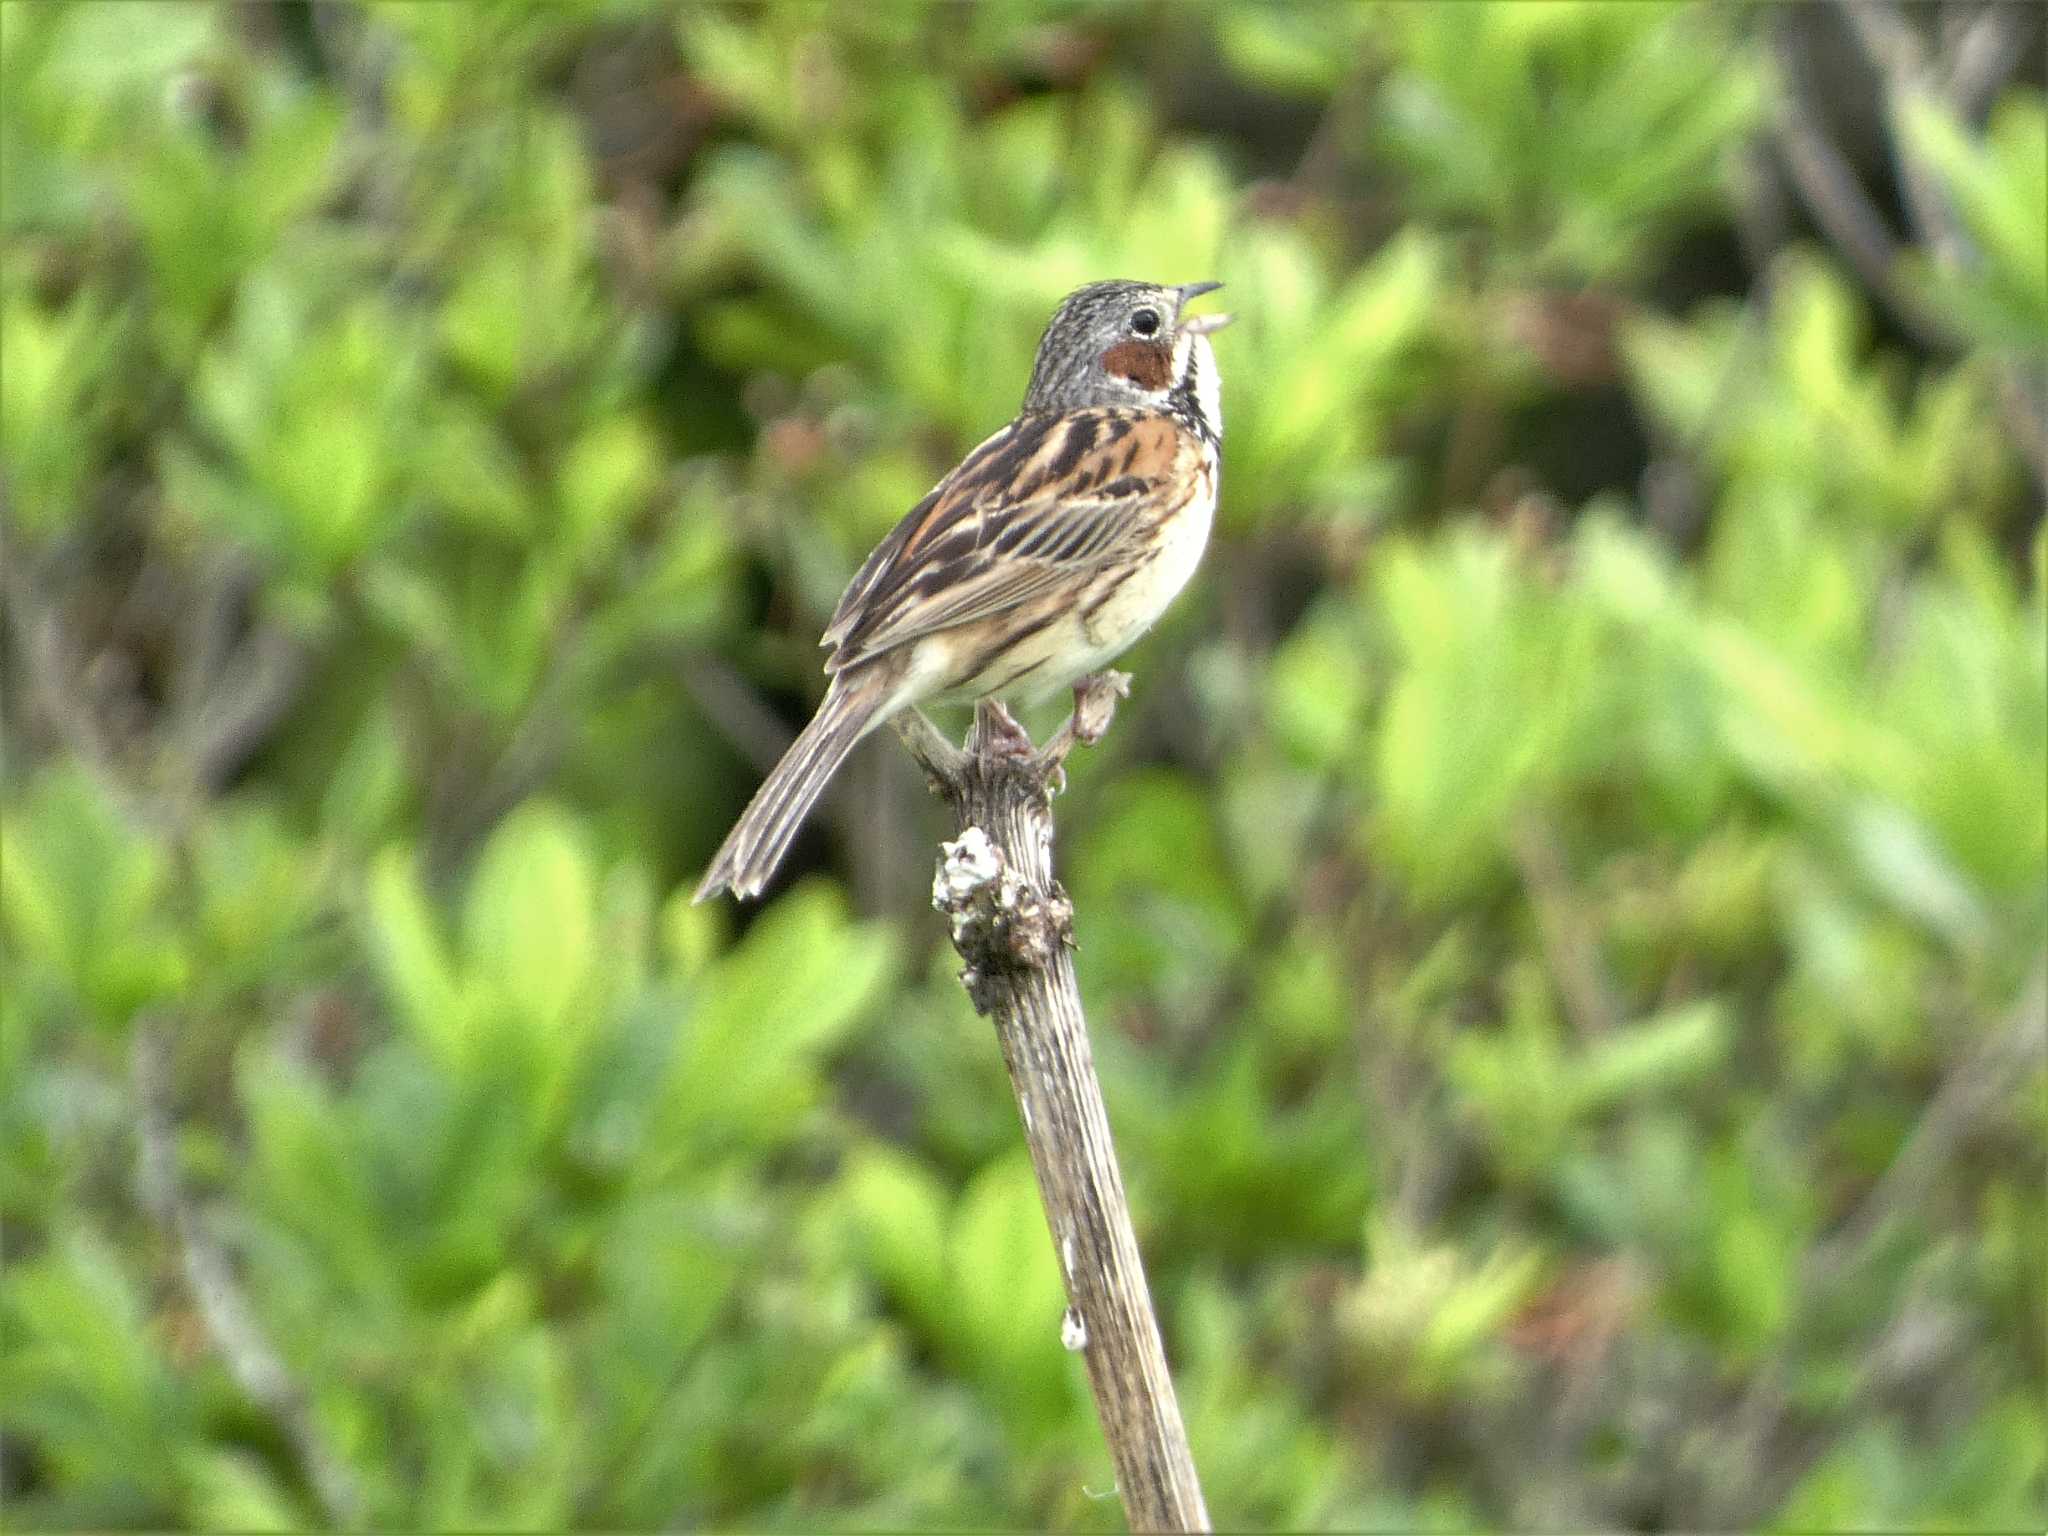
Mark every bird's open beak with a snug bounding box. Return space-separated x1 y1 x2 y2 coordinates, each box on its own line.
1176 281 1233 333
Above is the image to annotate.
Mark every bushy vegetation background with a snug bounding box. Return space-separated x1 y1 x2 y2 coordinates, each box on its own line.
3 1 2044 1528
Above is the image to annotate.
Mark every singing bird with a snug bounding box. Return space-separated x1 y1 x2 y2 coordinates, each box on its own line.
695 279 1230 902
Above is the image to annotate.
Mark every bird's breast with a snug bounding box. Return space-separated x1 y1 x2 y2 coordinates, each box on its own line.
1077 446 1218 651
913 432 1220 706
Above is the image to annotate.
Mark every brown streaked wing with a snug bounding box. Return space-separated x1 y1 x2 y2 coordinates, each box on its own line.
820 419 1018 652
823 409 1194 673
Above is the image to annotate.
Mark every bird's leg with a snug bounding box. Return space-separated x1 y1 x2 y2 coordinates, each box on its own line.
1067 669 1130 748
973 697 1036 761
1037 670 1131 791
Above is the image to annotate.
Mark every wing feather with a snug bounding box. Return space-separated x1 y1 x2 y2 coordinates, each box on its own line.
822 409 1193 673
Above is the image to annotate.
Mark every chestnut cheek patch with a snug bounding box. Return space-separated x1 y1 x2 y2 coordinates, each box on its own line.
1100 339 1172 391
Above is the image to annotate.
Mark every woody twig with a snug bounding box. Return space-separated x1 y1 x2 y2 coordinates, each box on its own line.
891 670 1210 1533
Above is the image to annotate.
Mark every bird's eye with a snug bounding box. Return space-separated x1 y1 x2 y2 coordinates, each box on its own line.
1130 307 1162 337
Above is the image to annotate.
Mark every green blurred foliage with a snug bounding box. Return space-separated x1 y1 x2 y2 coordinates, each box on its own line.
2 1 2043 1529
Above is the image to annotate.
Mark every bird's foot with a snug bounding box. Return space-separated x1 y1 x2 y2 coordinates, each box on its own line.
974 698 1035 760
1066 670 1130 749
1038 670 1131 791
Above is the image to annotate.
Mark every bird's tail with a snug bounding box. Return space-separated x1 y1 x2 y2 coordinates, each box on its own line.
694 678 891 902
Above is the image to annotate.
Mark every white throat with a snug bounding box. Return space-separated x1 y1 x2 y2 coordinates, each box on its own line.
1186 332 1221 440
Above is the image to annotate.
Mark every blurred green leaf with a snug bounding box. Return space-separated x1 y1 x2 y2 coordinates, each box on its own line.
1570 999 1727 1114
0 282 126 533
1214 3 1373 95
179 1450 307 1534
1371 532 1604 899
365 843 468 1068
0 768 186 1026
841 1145 950 1333
1901 91 2048 351
0 1226 187 1507
664 883 896 1160
462 800 600 1038
944 1153 1070 1418
1373 0 1760 279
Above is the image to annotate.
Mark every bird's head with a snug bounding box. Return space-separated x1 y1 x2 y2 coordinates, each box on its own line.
1022 279 1231 439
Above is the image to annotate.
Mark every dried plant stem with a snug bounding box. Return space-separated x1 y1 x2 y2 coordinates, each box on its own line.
893 673 1210 1533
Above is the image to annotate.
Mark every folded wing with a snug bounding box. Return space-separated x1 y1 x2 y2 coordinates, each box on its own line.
822 408 1192 674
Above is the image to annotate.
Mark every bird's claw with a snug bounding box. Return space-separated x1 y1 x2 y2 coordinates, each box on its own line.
1036 670 1131 791
1066 670 1129 749
976 698 1035 760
